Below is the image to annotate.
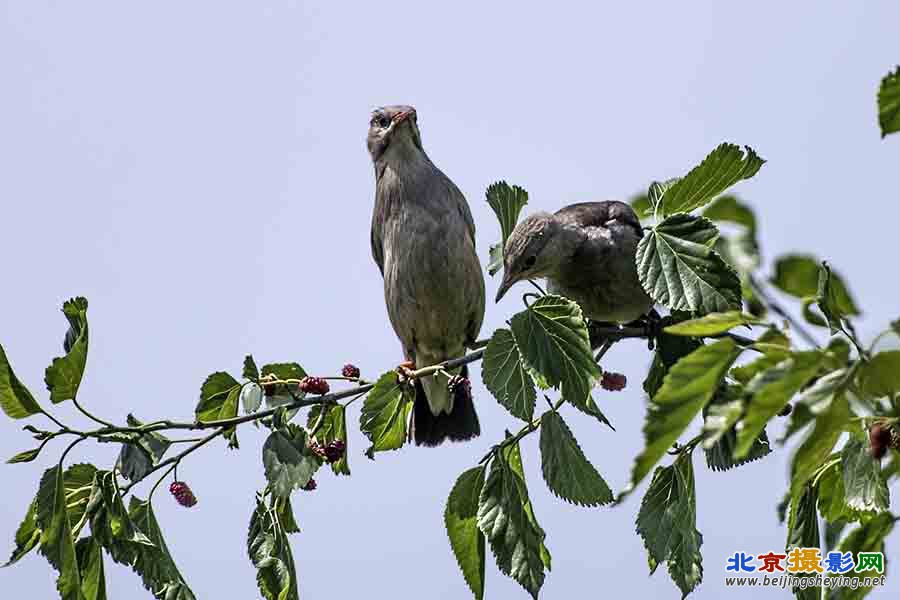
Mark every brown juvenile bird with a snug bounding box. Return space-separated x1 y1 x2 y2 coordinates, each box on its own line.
367 105 485 446
495 201 653 324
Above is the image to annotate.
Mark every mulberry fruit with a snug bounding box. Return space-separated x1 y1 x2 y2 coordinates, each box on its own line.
342 364 360 379
600 372 627 392
169 481 198 508
299 376 329 395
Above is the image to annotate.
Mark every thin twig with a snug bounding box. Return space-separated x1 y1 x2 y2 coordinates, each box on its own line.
73 397 114 428
122 429 224 495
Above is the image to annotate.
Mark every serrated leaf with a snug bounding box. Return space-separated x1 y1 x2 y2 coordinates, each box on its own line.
307 403 350 475
841 435 890 513
445 466 486 600
628 339 741 492
858 350 900 398
702 386 771 471
195 372 240 422
7 445 45 464
795 368 848 415
88 471 152 548
643 324 703 397
38 464 83 600
658 143 764 216
261 362 307 381
786 484 820 598
539 411 612 506
0 343 42 419
636 214 741 314
878 66 900 137
791 393 851 500
36 463 98 547
817 460 861 523
647 179 678 216
359 371 413 455
116 414 171 482
828 513 894 599
44 297 90 404
664 311 760 336
75 537 107 600
125 497 196 600
636 452 703 599
262 425 321 498
477 445 546 599
274 496 301 535
509 295 600 411
733 351 824 458
243 355 259 381
485 182 529 276
4 501 41 567
482 328 536 422
248 497 299 600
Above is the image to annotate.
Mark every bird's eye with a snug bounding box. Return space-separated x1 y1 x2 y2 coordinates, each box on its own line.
376 115 390 128
523 256 537 269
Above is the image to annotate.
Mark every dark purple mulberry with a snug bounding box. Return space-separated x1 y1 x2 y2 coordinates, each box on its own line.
169 481 198 508
342 364 360 379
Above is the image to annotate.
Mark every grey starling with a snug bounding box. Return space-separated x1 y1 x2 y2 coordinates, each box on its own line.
367 106 485 446
495 201 653 323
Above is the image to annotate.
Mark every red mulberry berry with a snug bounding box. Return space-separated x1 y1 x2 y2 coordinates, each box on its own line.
342 364 360 379
301 477 317 491
324 440 346 463
308 440 327 459
600 372 627 392
169 481 198 508
299 376 329 395
870 424 892 459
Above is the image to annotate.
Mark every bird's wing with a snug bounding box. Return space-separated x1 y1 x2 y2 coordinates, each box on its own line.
444 176 477 245
555 201 643 238
371 184 388 275
370 222 384 275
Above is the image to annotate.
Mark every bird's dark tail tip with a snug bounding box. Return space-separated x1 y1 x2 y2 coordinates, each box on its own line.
410 365 480 447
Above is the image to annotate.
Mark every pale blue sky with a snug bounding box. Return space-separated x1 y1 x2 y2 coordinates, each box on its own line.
1 2 898 598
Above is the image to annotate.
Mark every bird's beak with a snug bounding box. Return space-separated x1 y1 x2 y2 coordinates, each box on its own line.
495 272 516 303
392 110 414 125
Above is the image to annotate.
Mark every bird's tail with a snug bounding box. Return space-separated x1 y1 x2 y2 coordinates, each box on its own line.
410 364 480 447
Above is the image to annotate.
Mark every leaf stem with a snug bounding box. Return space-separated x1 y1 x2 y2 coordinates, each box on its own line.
72 397 114 428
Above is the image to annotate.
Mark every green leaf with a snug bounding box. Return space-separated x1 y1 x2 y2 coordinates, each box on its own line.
630 192 651 218
628 339 741 492
126 497 196 600
274 497 301 535
261 362 307 381
539 410 612 506
702 195 757 233
445 466 486 600
858 350 900 398
307 403 351 475
636 214 742 314
829 513 894 599
88 471 152 549
795 368 848 415
509 295 600 411
817 460 861 523
116 414 171 482
36 463 98 546
643 323 702 397
38 465 83 600
486 181 529 276
635 452 703 599
262 425 321 498
478 445 547 599
248 496 299 600
646 179 678 216
7 445 45 464
702 386 771 472
733 351 824 459
817 262 860 332
663 311 760 336
878 66 900 137
791 393 851 500
785 484 820 599
841 435 890 514
44 297 90 403
4 501 41 567
359 371 413 455
771 254 820 298
481 328 536 422
657 143 764 216
195 372 240 422
75 537 107 600
0 343 42 419
243 355 259 381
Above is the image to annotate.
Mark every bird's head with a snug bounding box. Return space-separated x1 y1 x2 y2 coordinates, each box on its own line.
367 105 423 163
495 212 560 302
